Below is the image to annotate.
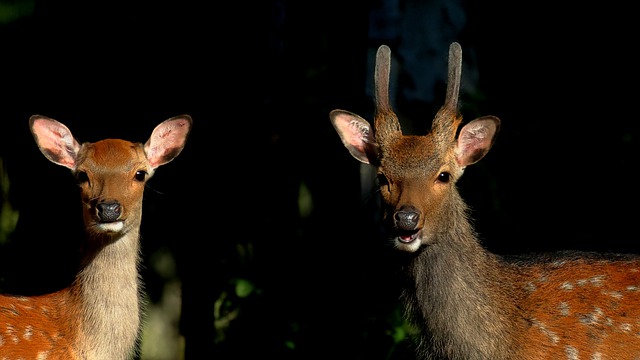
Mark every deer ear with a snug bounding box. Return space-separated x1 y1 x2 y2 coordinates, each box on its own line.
144 115 192 169
455 115 500 167
29 115 81 170
330 110 380 165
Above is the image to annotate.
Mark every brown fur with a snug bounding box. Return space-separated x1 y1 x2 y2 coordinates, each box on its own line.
330 43 640 359
0 115 191 359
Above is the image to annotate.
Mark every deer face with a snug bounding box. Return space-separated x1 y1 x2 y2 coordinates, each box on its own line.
30 114 192 239
375 133 457 252
330 43 499 253
74 139 151 236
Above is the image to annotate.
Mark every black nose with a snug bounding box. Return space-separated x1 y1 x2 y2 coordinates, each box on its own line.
97 201 121 222
395 206 419 230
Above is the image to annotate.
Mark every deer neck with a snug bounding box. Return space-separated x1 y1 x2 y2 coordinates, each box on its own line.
72 226 143 359
401 197 522 359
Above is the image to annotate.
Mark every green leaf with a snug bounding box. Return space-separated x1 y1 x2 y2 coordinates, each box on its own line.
235 278 255 298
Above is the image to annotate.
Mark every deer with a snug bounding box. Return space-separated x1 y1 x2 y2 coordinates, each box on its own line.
330 42 640 359
0 114 192 359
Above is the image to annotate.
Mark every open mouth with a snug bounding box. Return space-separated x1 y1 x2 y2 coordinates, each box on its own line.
396 230 420 243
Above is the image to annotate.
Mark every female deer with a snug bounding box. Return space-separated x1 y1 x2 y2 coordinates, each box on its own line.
0 115 191 359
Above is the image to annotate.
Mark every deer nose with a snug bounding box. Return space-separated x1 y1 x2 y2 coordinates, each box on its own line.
97 201 121 222
395 206 420 230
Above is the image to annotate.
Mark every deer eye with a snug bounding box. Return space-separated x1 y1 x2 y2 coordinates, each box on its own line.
134 170 147 182
75 171 89 184
437 172 451 183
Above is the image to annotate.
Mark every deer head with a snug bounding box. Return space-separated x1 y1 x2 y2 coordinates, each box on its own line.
330 42 500 253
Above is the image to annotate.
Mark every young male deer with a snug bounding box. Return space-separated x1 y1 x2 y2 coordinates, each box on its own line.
330 43 640 359
0 115 191 359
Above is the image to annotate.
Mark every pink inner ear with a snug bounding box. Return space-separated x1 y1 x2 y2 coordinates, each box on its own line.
32 119 79 169
145 118 191 168
334 113 371 151
456 120 497 166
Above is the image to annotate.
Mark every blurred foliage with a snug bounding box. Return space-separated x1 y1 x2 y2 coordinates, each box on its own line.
0 157 18 245
0 0 34 24
140 247 185 360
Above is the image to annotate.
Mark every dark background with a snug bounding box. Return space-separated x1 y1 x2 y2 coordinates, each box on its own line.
0 1 638 359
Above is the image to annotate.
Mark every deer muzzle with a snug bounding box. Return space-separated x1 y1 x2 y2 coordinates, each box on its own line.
96 201 122 223
394 205 420 231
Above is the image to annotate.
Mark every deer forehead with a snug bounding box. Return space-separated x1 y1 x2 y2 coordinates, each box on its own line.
380 135 454 179
77 139 149 174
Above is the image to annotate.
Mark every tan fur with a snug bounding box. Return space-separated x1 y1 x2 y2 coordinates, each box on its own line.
0 115 191 359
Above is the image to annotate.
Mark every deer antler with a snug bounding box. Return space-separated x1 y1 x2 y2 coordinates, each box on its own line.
373 45 401 144
444 41 462 111
431 42 464 150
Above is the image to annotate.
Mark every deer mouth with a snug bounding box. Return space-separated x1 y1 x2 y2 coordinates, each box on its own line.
391 229 423 253
94 220 125 233
396 230 420 244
